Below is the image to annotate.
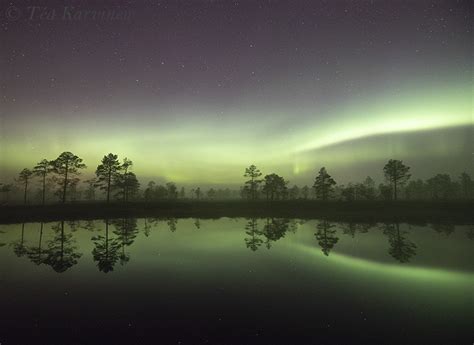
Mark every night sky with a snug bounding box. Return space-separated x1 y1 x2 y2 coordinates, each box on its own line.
1 0 472 186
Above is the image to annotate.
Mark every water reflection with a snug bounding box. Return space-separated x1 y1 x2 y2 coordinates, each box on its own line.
431 223 455 237
80 220 97 232
112 218 139 266
67 220 80 232
142 218 149 236
381 222 417 263
1 218 472 345
0 218 473 274
0 227 5 248
244 218 262 251
167 218 178 232
315 219 339 256
44 221 82 273
91 220 118 272
467 227 474 240
339 221 374 238
262 218 290 249
26 222 44 265
244 218 295 251
12 223 27 258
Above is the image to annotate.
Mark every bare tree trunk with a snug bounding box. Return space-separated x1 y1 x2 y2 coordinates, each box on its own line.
42 174 46 205
62 162 69 204
23 178 28 205
106 169 111 203
394 180 398 201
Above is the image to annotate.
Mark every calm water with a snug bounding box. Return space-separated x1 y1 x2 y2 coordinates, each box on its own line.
0 218 472 344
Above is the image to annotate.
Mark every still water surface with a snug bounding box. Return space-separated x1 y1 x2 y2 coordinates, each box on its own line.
0 218 472 344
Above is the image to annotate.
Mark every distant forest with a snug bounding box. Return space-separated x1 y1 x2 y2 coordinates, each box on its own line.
1 151 473 205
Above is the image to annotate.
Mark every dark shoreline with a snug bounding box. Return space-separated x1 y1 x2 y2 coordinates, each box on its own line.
0 200 473 224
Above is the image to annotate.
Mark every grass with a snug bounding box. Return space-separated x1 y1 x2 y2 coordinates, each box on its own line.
0 200 473 224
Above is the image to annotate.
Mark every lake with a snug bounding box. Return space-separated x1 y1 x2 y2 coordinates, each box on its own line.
0 218 472 344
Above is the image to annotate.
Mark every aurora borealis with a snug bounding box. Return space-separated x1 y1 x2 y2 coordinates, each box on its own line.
1 1 472 186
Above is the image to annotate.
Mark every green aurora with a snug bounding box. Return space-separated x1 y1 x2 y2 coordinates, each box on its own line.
1 81 472 185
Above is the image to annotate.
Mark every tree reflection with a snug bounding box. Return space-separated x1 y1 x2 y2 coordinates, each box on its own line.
244 218 263 251
262 218 289 249
339 221 374 238
12 223 28 257
26 222 45 265
79 220 97 232
194 219 201 230
167 218 177 232
144 218 152 237
244 218 291 251
0 227 5 248
431 223 455 237
315 219 338 256
287 220 299 234
467 226 474 240
111 218 139 265
382 222 417 263
143 218 161 236
43 221 82 272
92 219 121 273
67 220 80 232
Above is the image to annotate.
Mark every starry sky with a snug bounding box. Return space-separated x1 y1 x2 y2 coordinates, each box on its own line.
1 0 472 186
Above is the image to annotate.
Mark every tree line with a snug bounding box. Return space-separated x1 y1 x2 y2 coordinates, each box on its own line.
242 160 473 201
2 152 139 205
1 152 472 205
